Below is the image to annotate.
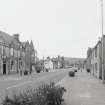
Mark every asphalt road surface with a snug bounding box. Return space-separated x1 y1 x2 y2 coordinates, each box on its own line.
0 69 70 103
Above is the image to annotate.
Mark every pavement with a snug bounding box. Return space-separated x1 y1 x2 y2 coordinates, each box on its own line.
57 69 105 105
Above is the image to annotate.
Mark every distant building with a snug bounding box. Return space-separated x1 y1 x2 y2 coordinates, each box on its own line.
57 56 65 69
44 57 53 71
52 57 58 69
85 47 92 73
0 31 36 75
52 56 65 69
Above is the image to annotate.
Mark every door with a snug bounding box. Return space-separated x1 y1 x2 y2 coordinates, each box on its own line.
3 63 6 74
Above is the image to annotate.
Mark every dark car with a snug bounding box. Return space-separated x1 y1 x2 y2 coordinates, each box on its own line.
74 67 78 72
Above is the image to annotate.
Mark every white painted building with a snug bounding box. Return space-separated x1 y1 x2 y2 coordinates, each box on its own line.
44 58 53 70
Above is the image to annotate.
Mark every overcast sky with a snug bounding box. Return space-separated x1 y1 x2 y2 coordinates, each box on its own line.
0 0 104 59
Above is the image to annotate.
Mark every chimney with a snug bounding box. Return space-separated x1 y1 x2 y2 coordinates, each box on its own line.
13 34 19 41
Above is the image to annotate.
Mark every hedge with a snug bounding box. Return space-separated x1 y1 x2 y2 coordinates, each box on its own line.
2 82 66 105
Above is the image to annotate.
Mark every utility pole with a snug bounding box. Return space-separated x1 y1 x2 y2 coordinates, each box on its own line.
101 0 104 35
101 0 105 83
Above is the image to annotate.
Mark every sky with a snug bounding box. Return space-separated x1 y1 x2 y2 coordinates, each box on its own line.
0 0 104 59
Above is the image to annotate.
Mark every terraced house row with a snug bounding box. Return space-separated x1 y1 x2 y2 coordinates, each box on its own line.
85 35 105 81
0 31 37 75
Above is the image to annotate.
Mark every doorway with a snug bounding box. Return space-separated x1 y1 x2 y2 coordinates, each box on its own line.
3 63 6 74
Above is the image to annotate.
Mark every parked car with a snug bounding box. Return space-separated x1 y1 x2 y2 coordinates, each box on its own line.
73 67 78 72
35 65 42 73
87 69 90 73
68 71 75 77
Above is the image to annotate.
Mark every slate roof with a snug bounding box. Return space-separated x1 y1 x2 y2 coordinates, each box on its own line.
0 31 35 52
21 41 30 49
0 31 13 44
0 31 21 49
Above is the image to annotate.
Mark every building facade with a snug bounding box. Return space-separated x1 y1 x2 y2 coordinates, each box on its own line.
85 47 92 73
52 58 59 69
0 31 36 75
44 57 53 71
86 40 102 79
90 41 102 79
52 56 65 69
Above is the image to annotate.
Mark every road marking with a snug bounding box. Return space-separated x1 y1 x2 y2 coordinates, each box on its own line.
6 81 32 90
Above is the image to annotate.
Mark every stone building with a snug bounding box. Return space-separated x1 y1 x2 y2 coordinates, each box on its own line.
86 40 102 79
85 47 92 73
91 41 102 79
52 56 65 69
52 57 59 69
0 31 36 75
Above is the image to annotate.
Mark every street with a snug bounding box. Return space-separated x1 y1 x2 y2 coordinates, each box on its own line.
0 69 69 103
1 69 105 105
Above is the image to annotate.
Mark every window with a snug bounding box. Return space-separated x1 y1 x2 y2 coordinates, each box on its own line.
11 60 14 70
3 46 6 56
11 48 14 56
6 47 9 57
14 50 18 57
95 63 97 73
18 50 20 57
95 47 97 57
1 46 3 55
93 64 94 71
